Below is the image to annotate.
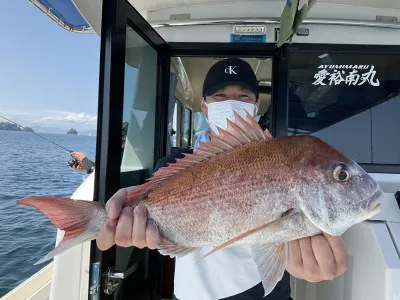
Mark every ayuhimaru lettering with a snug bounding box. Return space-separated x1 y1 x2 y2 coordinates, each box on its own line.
312 65 380 86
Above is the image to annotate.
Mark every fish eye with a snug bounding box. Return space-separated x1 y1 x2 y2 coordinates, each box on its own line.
333 165 351 182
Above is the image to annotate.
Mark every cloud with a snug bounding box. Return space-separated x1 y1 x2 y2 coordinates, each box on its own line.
0 110 41 127
33 112 97 124
0 109 37 117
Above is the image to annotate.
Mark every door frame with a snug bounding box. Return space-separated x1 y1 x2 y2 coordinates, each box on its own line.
90 0 169 299
91 0 289 299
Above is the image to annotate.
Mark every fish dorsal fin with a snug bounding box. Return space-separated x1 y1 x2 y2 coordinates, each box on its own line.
232 110 269 141
125 110 272 205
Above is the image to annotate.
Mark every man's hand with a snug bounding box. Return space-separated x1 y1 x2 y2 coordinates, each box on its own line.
96 186 159 251
71 151 87 161
69 162 86 172
286 233 348 282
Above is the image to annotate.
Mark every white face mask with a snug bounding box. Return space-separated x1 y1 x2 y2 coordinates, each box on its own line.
205 100 258 135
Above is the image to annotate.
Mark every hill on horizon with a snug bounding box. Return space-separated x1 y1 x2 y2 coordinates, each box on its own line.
32 126 96 135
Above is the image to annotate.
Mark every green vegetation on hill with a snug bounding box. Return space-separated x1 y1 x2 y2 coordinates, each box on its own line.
0 122 34 132
67 128 78 135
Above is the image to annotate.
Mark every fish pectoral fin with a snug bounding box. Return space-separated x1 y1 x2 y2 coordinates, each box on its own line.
198 209 297 262
157 237 197 258
251 243 288 297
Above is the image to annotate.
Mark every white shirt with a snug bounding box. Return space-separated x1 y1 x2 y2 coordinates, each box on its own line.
173 131 262 300
174 246 262 300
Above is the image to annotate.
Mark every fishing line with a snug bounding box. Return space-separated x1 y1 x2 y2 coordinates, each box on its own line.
0 115 74 153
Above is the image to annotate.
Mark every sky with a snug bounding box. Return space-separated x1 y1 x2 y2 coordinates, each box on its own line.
0 1 100 132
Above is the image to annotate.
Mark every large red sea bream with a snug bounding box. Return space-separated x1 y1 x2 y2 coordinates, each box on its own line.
18 111 383 296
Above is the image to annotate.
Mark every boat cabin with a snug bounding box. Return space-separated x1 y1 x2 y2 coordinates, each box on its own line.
3 0 400 300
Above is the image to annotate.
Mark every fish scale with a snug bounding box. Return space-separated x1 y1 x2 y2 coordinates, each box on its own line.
17 110 383 297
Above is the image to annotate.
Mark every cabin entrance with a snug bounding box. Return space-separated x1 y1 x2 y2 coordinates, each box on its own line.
90 1 287 299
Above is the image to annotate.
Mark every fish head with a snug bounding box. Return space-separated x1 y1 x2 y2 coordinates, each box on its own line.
293 136 383 236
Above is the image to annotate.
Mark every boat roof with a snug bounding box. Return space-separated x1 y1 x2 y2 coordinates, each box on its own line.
33 0 400 37
132 0 400 10
30 0 400 114
30 0 93 33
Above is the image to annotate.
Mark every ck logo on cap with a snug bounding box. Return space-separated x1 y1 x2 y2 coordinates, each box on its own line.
225 66 238 75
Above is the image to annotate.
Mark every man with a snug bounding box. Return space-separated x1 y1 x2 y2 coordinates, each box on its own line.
69 123 128 174
69 151 95 174
96 58 348 300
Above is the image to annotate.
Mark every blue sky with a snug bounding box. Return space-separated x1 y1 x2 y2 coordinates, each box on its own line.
0 1 100 131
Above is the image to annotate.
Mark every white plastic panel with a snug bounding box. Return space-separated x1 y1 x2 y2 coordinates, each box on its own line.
369 173 400 223
147 0 400 45
153 23 400 45
291 168 400 299
145 0 400 22
73 0 400 46
73 0 103 34
291 221 400 300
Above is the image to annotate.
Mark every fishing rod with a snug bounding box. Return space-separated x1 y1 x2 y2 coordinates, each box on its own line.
0 115 74 153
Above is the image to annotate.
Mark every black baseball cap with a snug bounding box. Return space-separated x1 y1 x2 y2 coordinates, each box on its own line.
202 58 259 98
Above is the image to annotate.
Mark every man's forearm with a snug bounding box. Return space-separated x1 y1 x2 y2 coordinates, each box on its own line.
82 157 95 174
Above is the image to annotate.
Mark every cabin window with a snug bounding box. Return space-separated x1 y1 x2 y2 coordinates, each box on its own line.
170 102 178 148
182 107 192 148
167 56 273 152
193 111 208 144
120 26 158 176
169 100 182 150
288 51 400 168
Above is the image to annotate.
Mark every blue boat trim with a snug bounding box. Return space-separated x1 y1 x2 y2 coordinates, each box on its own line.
30 0 93 33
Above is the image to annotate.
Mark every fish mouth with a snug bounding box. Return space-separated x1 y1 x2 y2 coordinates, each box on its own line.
300 187 384 237
361 188 384 219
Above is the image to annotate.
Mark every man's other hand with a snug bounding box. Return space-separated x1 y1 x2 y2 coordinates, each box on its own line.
286 233 348 282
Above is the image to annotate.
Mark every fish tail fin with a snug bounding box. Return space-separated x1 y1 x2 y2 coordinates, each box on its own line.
17 196 106 265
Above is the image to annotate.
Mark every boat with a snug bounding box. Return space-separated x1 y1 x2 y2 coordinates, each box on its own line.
2 0 400 299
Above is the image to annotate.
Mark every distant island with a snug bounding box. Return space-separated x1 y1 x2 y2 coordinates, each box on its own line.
67 128 78 135
0 122 34 132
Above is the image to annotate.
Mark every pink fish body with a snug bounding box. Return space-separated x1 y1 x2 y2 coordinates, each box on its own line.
18 111 383 296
